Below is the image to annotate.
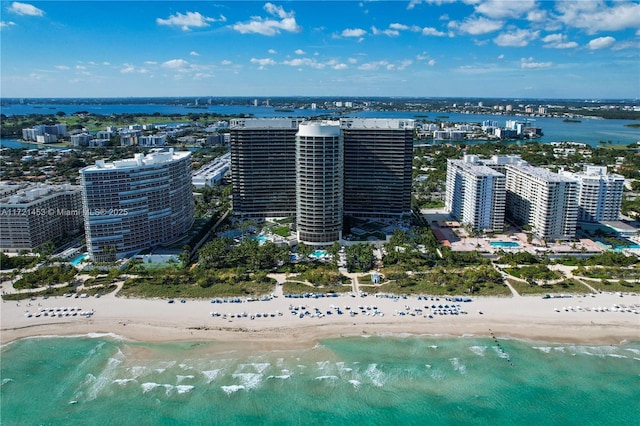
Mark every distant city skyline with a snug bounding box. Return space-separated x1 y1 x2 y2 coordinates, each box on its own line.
1 1 639 99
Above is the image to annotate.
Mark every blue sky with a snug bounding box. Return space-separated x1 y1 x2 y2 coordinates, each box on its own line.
1 1 639 99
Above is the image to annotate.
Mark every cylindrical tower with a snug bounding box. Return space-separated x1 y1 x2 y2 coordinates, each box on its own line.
296 121 343 245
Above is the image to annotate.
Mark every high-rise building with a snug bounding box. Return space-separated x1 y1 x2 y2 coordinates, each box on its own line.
505 164 578 241
0 184 83 252
296 121 343 244
230 118 304 218
561 166 624 222
445 155 506 232
230 118 414 245
341 118 414 218
79 149 194 262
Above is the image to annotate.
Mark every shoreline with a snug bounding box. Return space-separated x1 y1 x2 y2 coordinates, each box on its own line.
2 291 638 348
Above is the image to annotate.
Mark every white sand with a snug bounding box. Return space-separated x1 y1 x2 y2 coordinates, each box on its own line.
2 289 638 347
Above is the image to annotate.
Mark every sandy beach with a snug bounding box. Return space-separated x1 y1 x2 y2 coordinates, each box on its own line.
2 286 639 347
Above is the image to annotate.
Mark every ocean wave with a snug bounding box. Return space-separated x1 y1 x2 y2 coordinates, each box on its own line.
113 378 137 386
469 346 487 357
449 357 467 375
348 379 361 390
533 346 553 354
176 375 195 384
231 373 263 390
202 369 221 383
365 364 384 387
221 385 245 395
267 374 291 380
175 385 194 394
78 351 125 402
314 375 339 381
1 378 13 387
625 348 640 356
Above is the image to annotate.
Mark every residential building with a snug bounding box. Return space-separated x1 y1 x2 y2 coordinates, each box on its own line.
79 149 194 262
296 121 343 244
71 133 92 147
505 164 578 241
0 184 83 252
445 155 506 232
230 118 414 244
561 166 624 222
341 118 413 219
230 118 304 218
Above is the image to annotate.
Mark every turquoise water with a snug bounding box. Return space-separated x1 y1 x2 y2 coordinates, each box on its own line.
490 241 520 248
310 250 328 259
2 336 638 425
70 253 88 266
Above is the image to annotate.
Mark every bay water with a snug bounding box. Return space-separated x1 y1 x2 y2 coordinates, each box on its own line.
2 335 638 425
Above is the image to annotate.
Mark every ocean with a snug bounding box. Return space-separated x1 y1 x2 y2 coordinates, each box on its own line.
2 335 638 425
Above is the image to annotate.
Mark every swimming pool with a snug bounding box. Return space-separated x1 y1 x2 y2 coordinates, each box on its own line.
70 253 88 266
490 241 520 248
309 250 328 259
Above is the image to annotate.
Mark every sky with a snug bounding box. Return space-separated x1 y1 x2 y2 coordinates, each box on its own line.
1 0 639 99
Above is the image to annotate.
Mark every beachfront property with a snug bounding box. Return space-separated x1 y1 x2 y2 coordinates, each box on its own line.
79 149 195 262
505 164 578 241
342 118 414 219
192 153 231 188
561 166 625 223
230 118 303 218
445 155 506 233
296 121 344 244
230 118 414 244
0 184 83 252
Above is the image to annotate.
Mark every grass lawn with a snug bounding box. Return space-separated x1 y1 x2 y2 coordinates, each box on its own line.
507 278 589 295
118 276 276 298
373 278 511 296
580 278 640 293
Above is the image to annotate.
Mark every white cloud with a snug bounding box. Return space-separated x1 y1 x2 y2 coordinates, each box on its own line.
407 0 458 10
520 57 552 69
294 49 305 55
157 11 223 31
268 49 277 54
474 0 537 19
250 57 276 69
120 64 136 74
449 17 503 35
0 21 16 28
282 57 326 69
162 59 190 71
389 23 409 31
358 60 389 71
541 33 578 49
422 27 445 36
497 54 504 59
493 29 539 47
55 65 70 70
587 36 616 50
555 2 640 34
342 28 367 37
190 51 200 56
416 52 429 61
348 57 358 64
8 2 44 16
144 61 157 65
333 63 348 70
233 3 301 36
427 59 436 66
221 60 233 65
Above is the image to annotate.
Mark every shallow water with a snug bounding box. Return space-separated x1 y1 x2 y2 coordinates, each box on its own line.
2 335 638 425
